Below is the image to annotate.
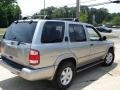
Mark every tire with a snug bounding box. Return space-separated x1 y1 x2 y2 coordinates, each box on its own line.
103 49 115 66
52 62 75 90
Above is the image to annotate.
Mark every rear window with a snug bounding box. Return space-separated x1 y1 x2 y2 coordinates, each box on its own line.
41 21 65 43
4 22 37 43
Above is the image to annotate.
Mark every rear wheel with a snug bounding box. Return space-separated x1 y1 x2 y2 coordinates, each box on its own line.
52 62 75 90
103 49 114 66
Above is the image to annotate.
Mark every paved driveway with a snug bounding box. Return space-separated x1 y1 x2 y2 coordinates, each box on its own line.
0 39 120 90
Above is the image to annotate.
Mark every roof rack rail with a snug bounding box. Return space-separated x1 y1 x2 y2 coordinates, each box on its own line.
52 18 79 22
22 16 34 20
43 15 79 22
22 17 29 20
22 15 48 20
22 15 79 22
44 15 51 19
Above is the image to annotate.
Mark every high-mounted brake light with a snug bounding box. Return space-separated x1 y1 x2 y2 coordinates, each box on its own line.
29 49 40 65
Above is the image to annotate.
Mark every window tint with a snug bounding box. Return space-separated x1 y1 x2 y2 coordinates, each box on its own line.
4 22 37 43
69 24 86 42
86 26 100 41
41 22 65 43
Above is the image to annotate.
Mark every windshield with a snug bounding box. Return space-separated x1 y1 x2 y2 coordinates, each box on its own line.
4 22 37 43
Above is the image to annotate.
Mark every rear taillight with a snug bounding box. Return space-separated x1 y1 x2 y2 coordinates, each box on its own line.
29 49 40 65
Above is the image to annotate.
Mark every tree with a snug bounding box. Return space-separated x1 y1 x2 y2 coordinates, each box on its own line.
0 0 21 27
80 6 89 22
7 4 21 25
111 16 120 26
35 6 119 26
0 2 8 27
80 12 88 22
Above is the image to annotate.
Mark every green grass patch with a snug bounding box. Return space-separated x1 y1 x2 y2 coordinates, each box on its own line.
0 28 6 39
0 28 6 35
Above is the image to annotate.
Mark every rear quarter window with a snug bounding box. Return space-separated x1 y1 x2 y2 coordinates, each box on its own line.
41 21 65 43
69 24 86 42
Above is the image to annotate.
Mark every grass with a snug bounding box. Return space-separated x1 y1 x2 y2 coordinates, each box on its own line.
0 28 6 39
0 28 6 35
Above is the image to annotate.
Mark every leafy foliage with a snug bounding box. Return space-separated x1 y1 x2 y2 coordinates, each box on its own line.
0 0 21 27
111 15 120 26
34 6 119 26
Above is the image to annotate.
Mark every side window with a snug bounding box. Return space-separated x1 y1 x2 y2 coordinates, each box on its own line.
86 26 100 41
41 22 65 43
69 24 86 42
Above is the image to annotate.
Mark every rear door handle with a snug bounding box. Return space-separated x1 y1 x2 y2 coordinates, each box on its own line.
90 44 94 46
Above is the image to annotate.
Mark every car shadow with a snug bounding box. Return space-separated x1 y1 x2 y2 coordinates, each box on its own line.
0 63 118 90
69 63 118 90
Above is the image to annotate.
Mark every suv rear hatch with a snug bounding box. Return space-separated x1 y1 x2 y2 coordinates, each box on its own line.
1 21 37 67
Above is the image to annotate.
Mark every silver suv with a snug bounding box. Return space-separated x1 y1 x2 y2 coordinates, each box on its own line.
0 19 115 90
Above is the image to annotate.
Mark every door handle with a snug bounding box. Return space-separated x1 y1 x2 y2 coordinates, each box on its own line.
65 37 68 42
90 44 94 46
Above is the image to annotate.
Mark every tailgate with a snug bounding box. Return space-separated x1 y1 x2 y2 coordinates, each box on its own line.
1 21 37 67
1 40 30 67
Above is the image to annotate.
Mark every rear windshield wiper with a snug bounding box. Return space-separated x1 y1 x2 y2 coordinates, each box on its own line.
17 41 25 45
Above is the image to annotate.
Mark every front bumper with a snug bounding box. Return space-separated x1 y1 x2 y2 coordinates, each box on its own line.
0 59 55 81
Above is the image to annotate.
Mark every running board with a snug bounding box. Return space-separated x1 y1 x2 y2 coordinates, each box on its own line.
76 60 104 72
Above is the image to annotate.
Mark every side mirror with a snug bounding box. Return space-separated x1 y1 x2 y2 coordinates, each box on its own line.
102 36 107 41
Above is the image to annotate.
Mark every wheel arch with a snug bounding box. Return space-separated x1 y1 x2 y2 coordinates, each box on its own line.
108 46 114 52
50 54 77 80
54 53 78 68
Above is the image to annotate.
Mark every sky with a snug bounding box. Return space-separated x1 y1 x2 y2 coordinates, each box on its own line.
17 0 120 16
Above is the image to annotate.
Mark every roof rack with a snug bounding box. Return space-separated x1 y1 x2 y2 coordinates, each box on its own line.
22 15 79 22
44 17 79 22
53 18 79 22
22 15 47 20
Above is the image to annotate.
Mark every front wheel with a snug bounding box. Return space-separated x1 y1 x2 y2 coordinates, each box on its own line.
52 62 75 90
103 49 115 66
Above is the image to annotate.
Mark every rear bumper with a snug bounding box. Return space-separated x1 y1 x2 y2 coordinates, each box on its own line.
0 59 55 81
